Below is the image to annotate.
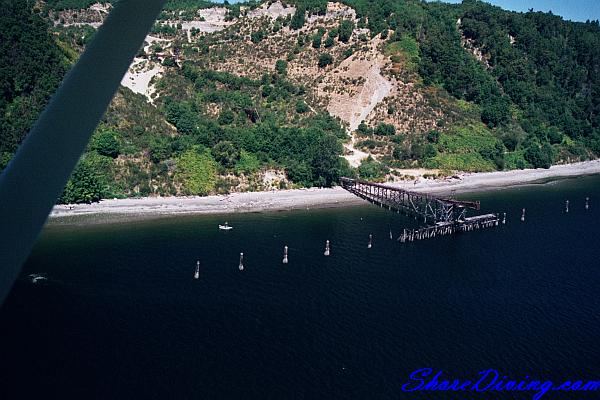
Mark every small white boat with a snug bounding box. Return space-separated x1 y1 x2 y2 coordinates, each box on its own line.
29 273 48 284
194 261 200 279
219 222 233 230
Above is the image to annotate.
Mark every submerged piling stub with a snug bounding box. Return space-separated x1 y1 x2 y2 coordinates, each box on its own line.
586 197 590 210
521 208 526 222
368 234 373 249
239 252 244 271
324 240 330 256
565 200 570 213
283 246 288 264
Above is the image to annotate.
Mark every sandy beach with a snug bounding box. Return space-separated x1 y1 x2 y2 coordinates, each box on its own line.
49 160 600 221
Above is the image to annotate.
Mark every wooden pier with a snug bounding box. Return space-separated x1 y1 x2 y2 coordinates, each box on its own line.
398 214 500 242
340 177 500 241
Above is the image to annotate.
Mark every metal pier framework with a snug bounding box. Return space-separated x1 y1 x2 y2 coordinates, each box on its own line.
340 177 501 241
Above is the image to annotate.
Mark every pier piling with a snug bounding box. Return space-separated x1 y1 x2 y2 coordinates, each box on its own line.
282 246 288 264
324 240 330 256
239 253 244 271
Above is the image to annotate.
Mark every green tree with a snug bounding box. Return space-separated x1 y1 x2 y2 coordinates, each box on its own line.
91 130 121 158
235 150 260 175
250 30 265 43
218 109 235 125
338 20 354 43
286 161 313 186
212 140 239 168
525 142 555 169
290 6 306 30
375 123 396 136
59 161 103 204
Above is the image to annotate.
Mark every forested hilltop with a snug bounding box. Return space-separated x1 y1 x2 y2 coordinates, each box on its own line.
1 0 599 203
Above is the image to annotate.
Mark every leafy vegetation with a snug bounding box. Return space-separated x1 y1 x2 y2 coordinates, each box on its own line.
3 0 600 204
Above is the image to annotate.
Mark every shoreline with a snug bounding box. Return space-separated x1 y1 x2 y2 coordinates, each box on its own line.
49 160 600 223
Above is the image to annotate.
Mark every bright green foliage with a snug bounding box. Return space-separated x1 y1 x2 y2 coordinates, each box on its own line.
504 150 528 170
235 150 260 175
437 125 500 154
432 125 507 171
90 130 121 158
385 35 420 72
358 157 388 181
424 153 496 172
176 148 218 195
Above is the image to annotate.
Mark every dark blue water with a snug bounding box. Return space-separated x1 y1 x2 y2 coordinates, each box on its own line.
1 176 599 399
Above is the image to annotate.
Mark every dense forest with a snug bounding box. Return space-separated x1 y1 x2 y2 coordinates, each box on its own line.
2 0 600 203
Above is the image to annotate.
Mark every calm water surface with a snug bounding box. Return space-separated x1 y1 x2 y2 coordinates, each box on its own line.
1 176 600 399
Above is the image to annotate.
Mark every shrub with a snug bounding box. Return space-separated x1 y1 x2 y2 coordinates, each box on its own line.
275 59 287 75
358 157 387 180
176 148 218 195
235 150 260 175
375 123 396 136
427 130 440 143
295 100 309 114
318 53 333 68
324 35 334 48
312 35 322 49
250 30 265 44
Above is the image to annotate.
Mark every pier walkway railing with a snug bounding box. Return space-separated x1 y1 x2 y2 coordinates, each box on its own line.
340 177 481 224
